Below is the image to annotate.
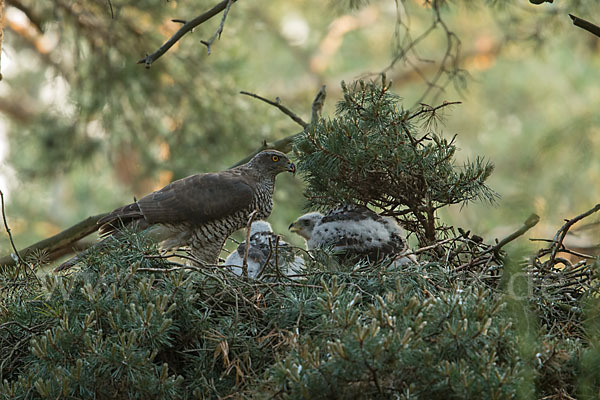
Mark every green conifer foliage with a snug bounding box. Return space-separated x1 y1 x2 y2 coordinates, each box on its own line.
1 220 598 398
294 78 498 244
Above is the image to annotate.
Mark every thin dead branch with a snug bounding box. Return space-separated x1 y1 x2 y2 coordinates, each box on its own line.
232 85 327 167
200 0 234 54
0 190 22 265
549 204 600 267
138 0 238 68
492 213 540 257
406 101 462 122
569 14 600 39
239 91 308 129
0 190 39 283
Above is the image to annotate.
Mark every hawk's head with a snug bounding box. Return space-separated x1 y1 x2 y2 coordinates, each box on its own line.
289 212 324 240
249 150 296 176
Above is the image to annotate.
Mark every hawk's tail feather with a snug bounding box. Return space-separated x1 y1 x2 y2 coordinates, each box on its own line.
97 202 144 236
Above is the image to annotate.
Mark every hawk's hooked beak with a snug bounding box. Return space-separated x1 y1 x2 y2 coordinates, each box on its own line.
288 163 296 175
288 221 298 232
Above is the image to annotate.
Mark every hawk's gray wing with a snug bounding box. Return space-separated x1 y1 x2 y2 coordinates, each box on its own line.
99 172 255 235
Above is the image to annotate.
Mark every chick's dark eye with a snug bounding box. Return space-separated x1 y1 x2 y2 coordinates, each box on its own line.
272 155 279 162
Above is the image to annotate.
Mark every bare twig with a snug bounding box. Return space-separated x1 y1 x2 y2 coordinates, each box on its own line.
239 91 308 128
549 204 600 267
200 0 234 55
406 101 462 122
411 237 455 255
231 85 327 167
450 214 538 274
569 14 600 39
491 213 540 257
0 190 22 264
311 85 327 124
0 190 39 283
107 0 114 19
243 210 259 277
138 0 238 68
255 236 274 280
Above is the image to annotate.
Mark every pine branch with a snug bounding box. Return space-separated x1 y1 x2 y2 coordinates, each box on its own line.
138 0 238 68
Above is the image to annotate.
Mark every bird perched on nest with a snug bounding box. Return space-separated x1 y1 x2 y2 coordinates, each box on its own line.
224 220 304 279
289 205 415 265
56 150 295 271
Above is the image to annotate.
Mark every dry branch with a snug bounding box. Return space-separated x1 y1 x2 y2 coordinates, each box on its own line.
138 0 238 68
569 14 600 39
232 86 326 168
1 190 39 282
1 190 22 264
240 91 308 129
492 213 540 257
548 204 600 266
200 0 234 54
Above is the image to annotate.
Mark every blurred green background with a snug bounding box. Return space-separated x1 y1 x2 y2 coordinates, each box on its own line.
0 0 598 258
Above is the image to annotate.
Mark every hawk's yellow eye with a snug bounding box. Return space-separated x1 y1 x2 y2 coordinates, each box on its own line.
272 155 279 162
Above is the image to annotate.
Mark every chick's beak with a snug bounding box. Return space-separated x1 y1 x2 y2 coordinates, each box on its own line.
288 163 296 174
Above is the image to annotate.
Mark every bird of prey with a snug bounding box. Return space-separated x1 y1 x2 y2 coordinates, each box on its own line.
56 150 295 271
224 220 304 279
289 205 415 265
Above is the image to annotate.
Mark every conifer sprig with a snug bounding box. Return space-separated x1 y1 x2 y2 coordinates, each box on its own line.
295 77 498 244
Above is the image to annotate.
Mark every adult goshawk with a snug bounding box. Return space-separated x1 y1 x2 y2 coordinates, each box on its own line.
56 150 295 271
